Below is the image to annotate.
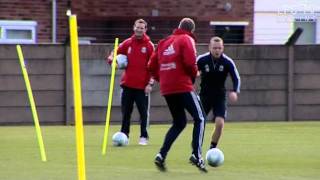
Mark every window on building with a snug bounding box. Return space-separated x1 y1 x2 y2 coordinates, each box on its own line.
294 20 316 44
0 20 37 44
210 21 249 44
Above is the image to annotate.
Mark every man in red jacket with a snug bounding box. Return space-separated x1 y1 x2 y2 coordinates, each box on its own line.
107 19 154 145
148 18 207 172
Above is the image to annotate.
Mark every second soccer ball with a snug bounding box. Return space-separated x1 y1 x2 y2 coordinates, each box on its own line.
112 132 128 146
206 148 224 167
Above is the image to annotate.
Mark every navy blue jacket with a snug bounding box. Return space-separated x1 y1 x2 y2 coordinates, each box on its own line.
197 52 241 95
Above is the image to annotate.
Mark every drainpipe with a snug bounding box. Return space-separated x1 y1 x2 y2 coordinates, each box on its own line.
52 0 57 43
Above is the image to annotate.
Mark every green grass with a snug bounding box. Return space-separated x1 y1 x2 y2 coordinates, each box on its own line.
1 122 320 180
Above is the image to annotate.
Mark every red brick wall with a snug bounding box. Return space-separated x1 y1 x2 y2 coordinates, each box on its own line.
72 0 254 43
0 0 253 43
0 0 68 43
72 0 252 21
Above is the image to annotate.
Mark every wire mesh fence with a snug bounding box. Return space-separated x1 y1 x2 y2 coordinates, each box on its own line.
77 19 249 44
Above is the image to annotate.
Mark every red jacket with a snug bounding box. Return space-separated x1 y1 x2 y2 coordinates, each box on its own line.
148 29 198 95
115 34 154 89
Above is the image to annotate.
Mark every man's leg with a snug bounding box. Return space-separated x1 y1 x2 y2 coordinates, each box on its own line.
135 90 150 144
120 86 135 138
158 94 187 159
183 92 207 172
155 94 186 171
210 94 227 149
210 117 224 149
200 94 212 115
184 92 206 159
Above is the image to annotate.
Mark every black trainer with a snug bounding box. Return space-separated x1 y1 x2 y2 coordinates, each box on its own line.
189 154 207 173
154 153 166 172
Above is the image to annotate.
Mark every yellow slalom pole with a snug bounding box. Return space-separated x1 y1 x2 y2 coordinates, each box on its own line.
69 15 86 180
16 45 47 162
102 38 119 155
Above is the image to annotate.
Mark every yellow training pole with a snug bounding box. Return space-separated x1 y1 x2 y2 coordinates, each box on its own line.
69 15 86 180
16 45 47 162
102 38 119 155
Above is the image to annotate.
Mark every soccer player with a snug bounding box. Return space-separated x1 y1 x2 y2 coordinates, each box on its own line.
106 19 154 145
148 18 207 172
197 36 241 150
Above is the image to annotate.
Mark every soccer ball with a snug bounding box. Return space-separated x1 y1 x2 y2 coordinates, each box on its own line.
112 132 128 146
116 54 128 69
206 148 224 167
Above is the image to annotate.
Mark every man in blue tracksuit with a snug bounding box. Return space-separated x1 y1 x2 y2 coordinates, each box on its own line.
197 36 241 150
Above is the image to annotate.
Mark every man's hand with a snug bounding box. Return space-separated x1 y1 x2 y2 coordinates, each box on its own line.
145 84 153 94
105 51 114 65
229 91 238 102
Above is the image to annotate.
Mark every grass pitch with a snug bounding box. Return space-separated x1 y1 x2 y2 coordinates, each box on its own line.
0 121 319 180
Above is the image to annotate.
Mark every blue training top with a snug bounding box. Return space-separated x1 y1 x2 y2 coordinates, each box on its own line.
197 52 241 94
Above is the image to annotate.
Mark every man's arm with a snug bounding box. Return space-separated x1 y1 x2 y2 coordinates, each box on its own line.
105 41 128 65
228 59 241 93
148 51 160 82
182 36 198 79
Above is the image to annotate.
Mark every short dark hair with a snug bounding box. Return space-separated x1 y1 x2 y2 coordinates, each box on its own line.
134 19 148 29
178 18 195 32
210 36 224 44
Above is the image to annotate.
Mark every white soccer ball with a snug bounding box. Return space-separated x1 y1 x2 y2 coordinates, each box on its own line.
112 132 128 146
206 148 224 167
116 54 128 69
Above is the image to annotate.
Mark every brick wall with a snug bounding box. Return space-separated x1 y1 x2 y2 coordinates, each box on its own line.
72 0 252 21
0 0 68 43
72 0 254 43
0 0 253 43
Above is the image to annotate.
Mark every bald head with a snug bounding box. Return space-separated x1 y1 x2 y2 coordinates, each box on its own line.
178 18 195 33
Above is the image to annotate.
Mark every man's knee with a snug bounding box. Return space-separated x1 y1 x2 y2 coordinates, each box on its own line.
173 121 187 131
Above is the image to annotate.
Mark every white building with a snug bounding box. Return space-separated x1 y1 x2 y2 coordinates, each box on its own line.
254 0 320 44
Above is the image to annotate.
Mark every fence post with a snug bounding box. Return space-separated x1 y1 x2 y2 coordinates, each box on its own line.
287 46 294 121
65 45 73 125
285 27 302 121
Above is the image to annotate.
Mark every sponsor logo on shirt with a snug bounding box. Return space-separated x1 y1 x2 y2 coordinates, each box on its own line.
141 47 147 53
205 64 210 72
219 65 224 71
163 44 175 56
160 62 176 71
127 47 132 54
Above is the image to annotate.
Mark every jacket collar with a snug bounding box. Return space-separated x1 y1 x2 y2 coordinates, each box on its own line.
173 28 196 41
131 33 150 43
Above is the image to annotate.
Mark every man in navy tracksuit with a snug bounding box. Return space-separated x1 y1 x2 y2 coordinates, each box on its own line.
148 18 207 172
197 36 240 150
